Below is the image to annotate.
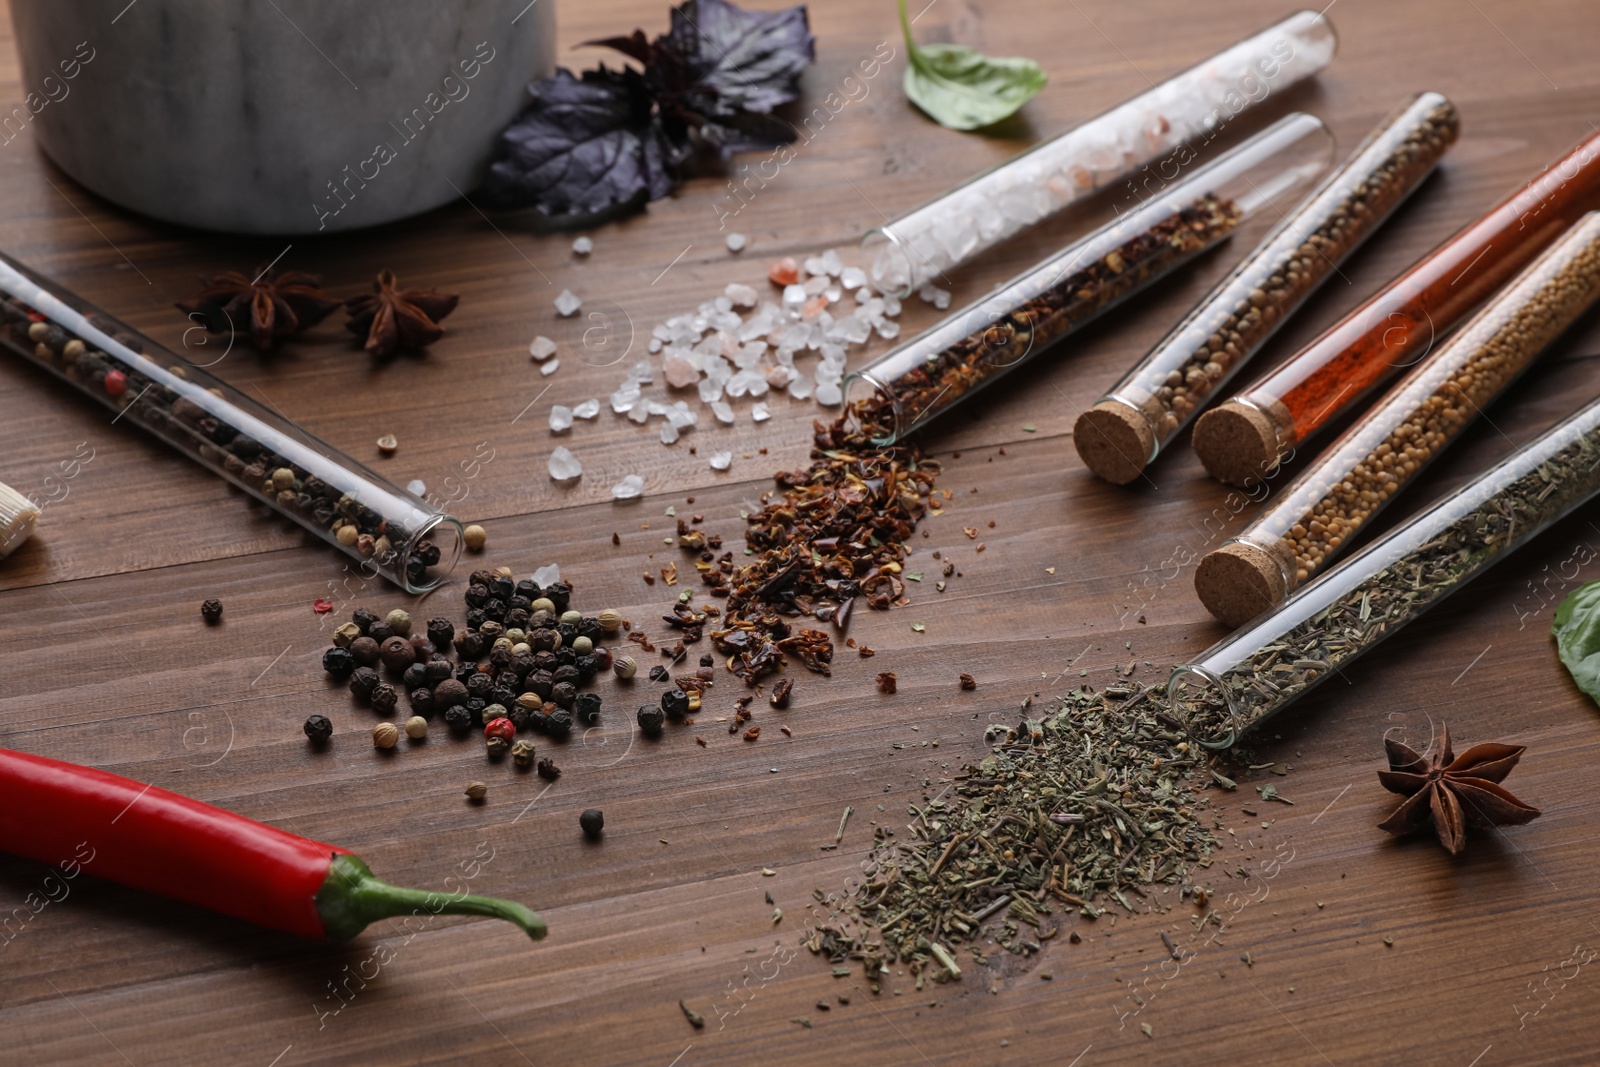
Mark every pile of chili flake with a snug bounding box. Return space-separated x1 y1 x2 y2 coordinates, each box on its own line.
679 399 945 686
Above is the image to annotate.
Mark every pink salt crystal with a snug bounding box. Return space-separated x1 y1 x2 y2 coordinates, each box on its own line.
768 257 799 286
663 355 700 389
801 295 828 320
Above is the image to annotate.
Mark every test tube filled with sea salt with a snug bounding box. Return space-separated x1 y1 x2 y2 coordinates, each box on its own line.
863 9 1337 297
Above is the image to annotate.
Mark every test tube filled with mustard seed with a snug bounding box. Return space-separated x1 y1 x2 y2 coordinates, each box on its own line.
1074 92 1458 484
1194 212 1600 628
844 113 1335 445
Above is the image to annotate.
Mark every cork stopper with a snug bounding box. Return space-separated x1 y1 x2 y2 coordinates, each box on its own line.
1193 400 1282 488
1074 400 1156 485
0 481 40 559
1194 541 1287 628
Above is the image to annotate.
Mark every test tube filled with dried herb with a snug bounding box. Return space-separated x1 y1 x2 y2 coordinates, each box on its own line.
844 113 1335 445
0 252 461 591
1172 392 1600 748
1193 126 1600 487
1075 93 1459 484
1196 212 1600 626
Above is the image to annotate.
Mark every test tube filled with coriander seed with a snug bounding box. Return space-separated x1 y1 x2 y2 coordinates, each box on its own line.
1194 212 1600 628
843 113 1335 446
1074 92 1459 485
0 251 462 592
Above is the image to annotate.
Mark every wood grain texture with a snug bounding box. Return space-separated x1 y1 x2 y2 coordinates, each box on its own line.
4 1 1600 1065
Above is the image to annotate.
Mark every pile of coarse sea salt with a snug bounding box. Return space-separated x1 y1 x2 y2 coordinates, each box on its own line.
532 237 950 495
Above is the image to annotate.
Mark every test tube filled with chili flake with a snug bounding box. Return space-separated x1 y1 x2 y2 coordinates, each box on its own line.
1172 390 1600 748
1193 125 1600 487
1195 211 1600 627
0 252 462 592
842 113 1335 446
1075 93 1459 485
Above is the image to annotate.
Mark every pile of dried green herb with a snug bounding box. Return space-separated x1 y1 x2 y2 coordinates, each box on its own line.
803 684 1220 990
682 399 944 686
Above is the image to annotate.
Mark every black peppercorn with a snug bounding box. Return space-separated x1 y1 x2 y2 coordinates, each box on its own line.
510 650 537 679
409 633 432 662
575 692 602 724
545 581 572 612
507 706 532 732
371 683 398 715
349 666 380 701
444 705 472 736
465 582 489 607
532 650 558 672
483 598 506 620
551 681 577 708
525 670 554 699
552 664 580 687
661 689 690 719
465 608 488 630
637 705 665 739
434 678 468 708
699 654 715 668
579 808 604 840
426 617 455 648
455 631 487 660
515 578 538 599
380 636 414 673
490 575 514 600
555 649 576 668
402 663 428 690
556 622 579 645
649 665 669 682
493 669 520 692
490 686 518 709
322 647 356 679
200 599 224 625
349 636 381 668
464 697 487 726
575 656 598 683
352 607 379 634
546 708 573 739
478 620 505 641
467 672 495 698
528 707 551 734
409 687 435 715
424 658 454 683
303 714 333 744
367 621 394 643
453 663 477 684
536 758 561 781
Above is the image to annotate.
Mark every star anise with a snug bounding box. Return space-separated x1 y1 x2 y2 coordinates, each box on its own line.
176 267 343 350
344 270 459 358
1377 720 1541 854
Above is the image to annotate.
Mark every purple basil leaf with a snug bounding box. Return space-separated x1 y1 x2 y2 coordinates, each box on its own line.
587 30 656 66
697 109 800 158
665 0 815 115
483 67 687 216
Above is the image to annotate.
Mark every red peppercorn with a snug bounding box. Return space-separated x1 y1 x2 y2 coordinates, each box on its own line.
483 717 516 743
104 369 127 396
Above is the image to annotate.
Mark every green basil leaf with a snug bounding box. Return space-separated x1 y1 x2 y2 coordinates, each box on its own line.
898 0 1045 131
1552 579 1600 704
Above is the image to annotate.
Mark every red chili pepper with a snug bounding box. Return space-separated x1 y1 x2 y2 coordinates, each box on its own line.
0 747 545 942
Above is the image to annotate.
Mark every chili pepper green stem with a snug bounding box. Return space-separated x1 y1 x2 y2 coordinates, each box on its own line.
315 854 547 942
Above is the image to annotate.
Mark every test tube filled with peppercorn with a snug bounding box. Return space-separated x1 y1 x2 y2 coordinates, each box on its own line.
0 251 462 591
1193 211 1600 626
842 112 1335 446
1171 389 1600 748
1074 92 1460 484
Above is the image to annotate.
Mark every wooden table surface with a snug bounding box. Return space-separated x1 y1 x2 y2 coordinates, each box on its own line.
5 0 1600 1064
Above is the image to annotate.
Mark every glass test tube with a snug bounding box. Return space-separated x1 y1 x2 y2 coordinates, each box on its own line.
0 252 462 592
1170 393 1600 749
1193 126 1600 486
1196 213 1600 626
842 113 1335 446
863 10 1338 297
1074 93 1459 485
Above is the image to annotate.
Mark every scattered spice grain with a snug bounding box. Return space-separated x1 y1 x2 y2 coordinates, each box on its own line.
200 599 224 625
